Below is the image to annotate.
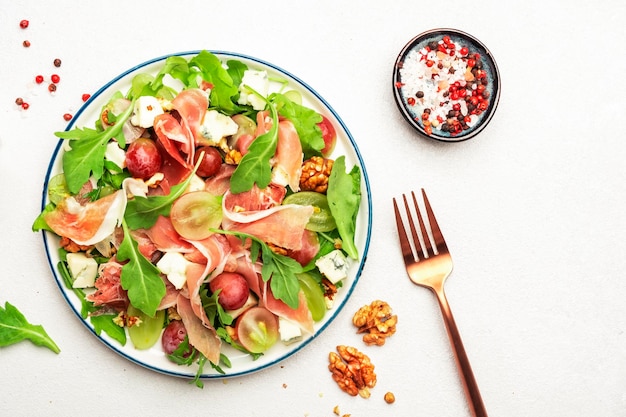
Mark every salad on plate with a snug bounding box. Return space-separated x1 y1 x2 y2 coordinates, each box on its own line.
32 50 370 385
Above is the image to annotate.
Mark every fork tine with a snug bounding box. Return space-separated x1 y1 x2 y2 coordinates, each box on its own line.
393 197 414 263
421 188 448 254
401 193 426 260
411 191 436 258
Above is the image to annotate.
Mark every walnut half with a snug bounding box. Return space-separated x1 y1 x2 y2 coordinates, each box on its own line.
352 300 397 346
299 156 333 193
328 345 377 398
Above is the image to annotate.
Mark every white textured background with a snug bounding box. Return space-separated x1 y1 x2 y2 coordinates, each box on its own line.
1 1 625 416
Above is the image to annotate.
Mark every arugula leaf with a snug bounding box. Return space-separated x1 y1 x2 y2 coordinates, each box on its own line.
327 156 361 259
201 288 233 327
117 220 166 317
57 259 93 318
215 230 302 309
229 98 279 194
225 59 248 93
130 73 156 99
90 314 127 346
57 259 128 344
148 55 190 94
168 339 205 388
58 99 135 194
124 163 197 230
0 302 60 354
259 243 303 310
32 203 55 232
273 93 324 158
190 51 241 115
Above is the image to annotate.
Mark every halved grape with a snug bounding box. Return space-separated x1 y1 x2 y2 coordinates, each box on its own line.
235 307 279 353
47 173 70 205
283 191 336 232
297 272 326 322
170 191 222 240
230 114 256 142
127 305 165 350
283 90 302 105
318 115 337 157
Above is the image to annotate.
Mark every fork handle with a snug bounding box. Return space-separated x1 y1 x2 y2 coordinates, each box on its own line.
434 285 488 417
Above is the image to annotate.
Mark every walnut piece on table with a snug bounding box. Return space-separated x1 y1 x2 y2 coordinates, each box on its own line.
328 345 376 398
352 300 397 346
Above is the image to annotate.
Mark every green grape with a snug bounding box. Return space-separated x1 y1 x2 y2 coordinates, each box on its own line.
283 191 336 232
127 305 165 350
297 272 326 322
47 174 70 205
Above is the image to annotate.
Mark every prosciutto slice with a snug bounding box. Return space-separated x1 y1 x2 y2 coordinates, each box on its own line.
176 294 221 365
204 164 235 196
224 234 263 296
222 188 313 251
153 113 194 165
262 280 314 334
273 120 303 192
224 184 286 213
86 259 128 310
44 190 126 246
287 229 320 266
172 88 208 147
144 216 194 254
184 235 231 325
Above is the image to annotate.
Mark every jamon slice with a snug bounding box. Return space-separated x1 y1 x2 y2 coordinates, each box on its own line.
44 190 126 246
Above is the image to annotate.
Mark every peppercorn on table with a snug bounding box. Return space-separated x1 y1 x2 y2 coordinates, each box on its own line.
2 1 626 417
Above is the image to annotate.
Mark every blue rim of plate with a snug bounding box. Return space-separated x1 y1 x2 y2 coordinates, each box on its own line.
40 50 372 380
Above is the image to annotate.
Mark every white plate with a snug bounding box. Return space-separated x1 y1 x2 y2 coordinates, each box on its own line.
41 51 372 380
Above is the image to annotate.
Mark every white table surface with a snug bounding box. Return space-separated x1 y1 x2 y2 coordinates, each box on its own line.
2 1 625 416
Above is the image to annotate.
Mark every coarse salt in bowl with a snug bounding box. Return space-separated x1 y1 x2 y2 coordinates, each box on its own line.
393 28 501 142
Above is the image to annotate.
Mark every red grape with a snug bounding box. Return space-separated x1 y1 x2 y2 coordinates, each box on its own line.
209 272 250 310
161 320 189 355
194 146 222 177
125 138 162 179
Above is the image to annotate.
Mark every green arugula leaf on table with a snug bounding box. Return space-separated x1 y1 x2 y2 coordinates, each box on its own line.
0 301 60 354
117 220 166 318
229 96 279 194
327 156 361 260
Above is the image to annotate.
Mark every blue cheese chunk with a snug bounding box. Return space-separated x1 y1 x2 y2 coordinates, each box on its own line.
130 96 164 128
279 317 302 345
199 110 238 145
315 250 349 284
66 253 98 288
156 252 190 290
237 70 269 111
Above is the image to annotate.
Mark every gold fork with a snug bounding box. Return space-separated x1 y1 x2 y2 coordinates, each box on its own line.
393 189 488 417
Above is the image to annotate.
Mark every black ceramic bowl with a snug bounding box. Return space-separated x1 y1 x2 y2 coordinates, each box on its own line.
393 28 500 142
